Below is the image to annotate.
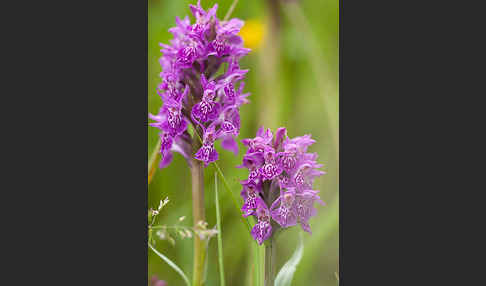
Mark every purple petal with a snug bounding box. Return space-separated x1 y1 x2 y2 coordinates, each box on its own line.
221 135 238 155
159 150 173 169
274 127 287 150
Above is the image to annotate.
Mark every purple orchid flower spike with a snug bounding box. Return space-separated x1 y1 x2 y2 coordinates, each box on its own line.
239 127 326 244
148 4 253 286
149 0 251 169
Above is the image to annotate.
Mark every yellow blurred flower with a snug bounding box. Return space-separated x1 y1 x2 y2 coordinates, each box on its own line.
239 19 266 50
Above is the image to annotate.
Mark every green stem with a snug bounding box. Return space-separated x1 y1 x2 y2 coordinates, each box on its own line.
264 236 276 286
191 139 206 286
254 243 260 286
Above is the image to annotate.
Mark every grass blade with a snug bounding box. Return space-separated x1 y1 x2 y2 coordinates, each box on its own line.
223 0 240 21
274 232 304 286
214 174 226 286
148 139 161 185
213 162 253 235
148 243 191 286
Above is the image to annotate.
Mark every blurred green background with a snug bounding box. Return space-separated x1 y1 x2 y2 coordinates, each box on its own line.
148 0 338 285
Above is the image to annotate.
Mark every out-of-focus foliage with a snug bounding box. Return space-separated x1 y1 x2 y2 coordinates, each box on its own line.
148 0 338 285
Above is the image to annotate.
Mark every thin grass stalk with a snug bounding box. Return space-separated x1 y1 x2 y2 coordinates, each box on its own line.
223 0 240 21
148 139 161 184
214 174 226 286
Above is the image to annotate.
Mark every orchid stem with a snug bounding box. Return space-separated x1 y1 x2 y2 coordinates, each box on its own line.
263 181 279 286
264 236 276 286
191 140 206 286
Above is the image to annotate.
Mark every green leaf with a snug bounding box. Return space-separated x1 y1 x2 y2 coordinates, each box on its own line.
214 174 226 286
148 243 191 286
274 232 304 286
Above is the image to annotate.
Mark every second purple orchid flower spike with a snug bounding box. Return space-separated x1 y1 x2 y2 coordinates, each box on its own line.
239 126 326 244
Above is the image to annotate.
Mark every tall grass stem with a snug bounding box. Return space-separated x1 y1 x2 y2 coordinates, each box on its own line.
214 174 226 286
